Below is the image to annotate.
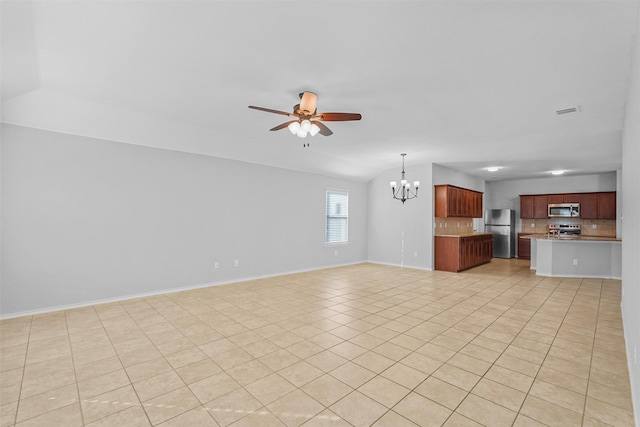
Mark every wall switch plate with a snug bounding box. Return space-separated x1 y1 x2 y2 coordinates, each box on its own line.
334 250 338 256
573 259 578 266
234 260 239 267
531 223 535 228
214 262 219 269
592 224 597 229
413 251 418 257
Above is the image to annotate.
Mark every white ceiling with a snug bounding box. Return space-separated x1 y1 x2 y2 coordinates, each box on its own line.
2 1 638 182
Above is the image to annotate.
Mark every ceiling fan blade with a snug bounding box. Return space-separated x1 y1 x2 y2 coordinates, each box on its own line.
316 112 362 121
299 92 317 115
248 105 294 117
313 121 333 136
270 121 295 131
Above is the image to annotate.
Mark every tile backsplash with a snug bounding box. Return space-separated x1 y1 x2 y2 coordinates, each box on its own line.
434 217 474 235
520 218 616 237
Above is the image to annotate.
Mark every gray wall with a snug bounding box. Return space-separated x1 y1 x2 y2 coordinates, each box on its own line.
1 124 368 316
433 164 486 193
367 163 433 270
621 9 640 425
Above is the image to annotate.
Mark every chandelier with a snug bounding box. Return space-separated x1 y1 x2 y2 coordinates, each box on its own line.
390 153 420 203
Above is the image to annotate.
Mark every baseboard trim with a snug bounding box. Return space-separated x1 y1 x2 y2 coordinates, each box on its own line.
0 261 365 320
366 260 433 271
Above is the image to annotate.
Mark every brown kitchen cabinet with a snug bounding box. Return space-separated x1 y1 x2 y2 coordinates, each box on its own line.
547 194 564 204
598 192 616 219
518 233 532 259
520 195 534 219
435 234 493 272
533 195 548 219
580 193 598 219
520 194 547 219
434 185 483 218
520 192 616 219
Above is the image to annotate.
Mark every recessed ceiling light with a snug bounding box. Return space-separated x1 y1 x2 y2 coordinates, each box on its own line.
485 166 501 172
550 170 565 175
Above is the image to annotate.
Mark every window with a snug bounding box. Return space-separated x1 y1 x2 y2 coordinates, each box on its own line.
326 190 348 244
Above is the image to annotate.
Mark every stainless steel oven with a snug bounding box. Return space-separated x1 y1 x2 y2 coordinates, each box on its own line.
548 203 580 218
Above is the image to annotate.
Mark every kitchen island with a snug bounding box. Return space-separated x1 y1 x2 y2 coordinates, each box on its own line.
525 235 621 279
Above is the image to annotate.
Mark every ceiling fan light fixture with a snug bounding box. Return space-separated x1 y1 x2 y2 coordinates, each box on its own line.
296 129 308 138
300 120 312 133
288 121 301 135
309 123 321 137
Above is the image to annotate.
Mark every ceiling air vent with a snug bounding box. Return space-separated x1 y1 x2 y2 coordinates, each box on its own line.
556 106 581 115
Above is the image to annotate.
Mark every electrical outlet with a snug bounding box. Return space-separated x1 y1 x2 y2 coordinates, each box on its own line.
413 251 418 257
214 262 219 269
531 223 535 228
445 223 447 228
334 250 338 256
234 259 239 267
457 222 460 228
573 259 578 266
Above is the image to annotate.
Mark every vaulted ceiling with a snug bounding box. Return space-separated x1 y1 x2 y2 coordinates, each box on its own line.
2 1 638 182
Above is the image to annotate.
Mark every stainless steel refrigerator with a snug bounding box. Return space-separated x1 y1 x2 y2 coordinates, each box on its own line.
485 209 516 258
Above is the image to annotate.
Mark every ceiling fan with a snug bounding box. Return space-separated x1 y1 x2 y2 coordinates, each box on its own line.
248 92 362 146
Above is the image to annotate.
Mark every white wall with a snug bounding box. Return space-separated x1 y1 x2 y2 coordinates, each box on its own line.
0 124 368 317
367 163 433 270
621 8 640 425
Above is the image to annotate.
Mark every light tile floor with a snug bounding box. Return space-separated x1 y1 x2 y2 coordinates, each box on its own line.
0 260 635 426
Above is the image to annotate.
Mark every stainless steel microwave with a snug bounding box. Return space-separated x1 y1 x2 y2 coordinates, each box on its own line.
548 203 580 218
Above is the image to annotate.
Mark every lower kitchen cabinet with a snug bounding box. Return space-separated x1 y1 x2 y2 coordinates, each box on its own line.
435 234 493 273
518 233 532 260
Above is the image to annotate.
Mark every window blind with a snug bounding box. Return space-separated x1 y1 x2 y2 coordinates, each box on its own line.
326 190 348 244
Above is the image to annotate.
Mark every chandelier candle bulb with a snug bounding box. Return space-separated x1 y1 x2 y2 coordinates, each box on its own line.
390 181 397 189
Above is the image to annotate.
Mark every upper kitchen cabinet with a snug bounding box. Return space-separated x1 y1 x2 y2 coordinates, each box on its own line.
597 192 616 219
579 193 599 219
434 185 483 218
521 194 548 219
547 194 564 204
520 195 534 219
533 195 549 219
520 192 617 220
581 192 616 219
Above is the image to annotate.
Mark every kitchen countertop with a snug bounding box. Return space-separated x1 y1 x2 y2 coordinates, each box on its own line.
520 234 620 242
434 232 493 238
